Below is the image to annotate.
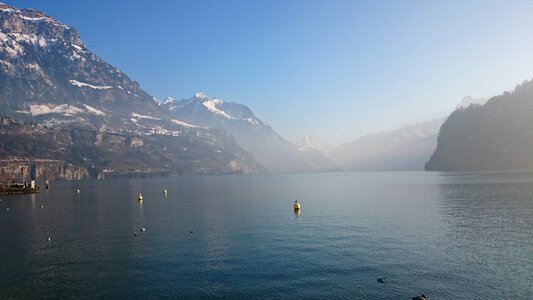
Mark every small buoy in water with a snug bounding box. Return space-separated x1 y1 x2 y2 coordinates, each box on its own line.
6 207 9 211
47 237 51 242
164 189 168 195
134 232 138 236
377 277 385 283
293 201 301 210
190 230 195 234
40 205 44 208
140 228 146 232
137 193 143 201
76 189 80 194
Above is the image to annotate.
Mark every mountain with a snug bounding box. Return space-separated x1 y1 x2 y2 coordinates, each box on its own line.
426 79 533 171
161 93 339 173
331 119 444 171
0 2 165 130
0 116 261 180
297 136 332 153
0 3 262 178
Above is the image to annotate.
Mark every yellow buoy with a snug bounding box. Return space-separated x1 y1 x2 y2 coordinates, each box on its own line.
138 193 143 201
293 201 301 210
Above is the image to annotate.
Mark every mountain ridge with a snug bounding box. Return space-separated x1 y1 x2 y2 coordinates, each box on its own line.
161 93 340 173
330 118 444 171
426 79 533 171
0 2 264 178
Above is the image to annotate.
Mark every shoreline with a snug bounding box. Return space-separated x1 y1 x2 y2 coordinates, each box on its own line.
0 183 40 195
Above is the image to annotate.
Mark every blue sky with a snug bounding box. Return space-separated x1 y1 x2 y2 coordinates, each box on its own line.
5 0 533 144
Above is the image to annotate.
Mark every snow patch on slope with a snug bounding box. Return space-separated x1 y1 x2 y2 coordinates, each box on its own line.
69 79 112 90
25 103 108 117
171 119 198 128
82 104 106 116
29 104 84 116
201 98 234 119
131 113 161 121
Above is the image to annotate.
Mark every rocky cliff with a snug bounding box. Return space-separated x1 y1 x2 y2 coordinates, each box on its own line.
0 115 263 181
0 158 90 182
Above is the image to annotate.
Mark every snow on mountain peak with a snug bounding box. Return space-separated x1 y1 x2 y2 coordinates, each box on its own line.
201 98 233 119
298 136 331 153
194 92 207 99
0 2 70 30
163 96 175 104
161 93 265 128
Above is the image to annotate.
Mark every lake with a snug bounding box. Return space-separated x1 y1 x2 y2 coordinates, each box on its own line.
0 172 532 299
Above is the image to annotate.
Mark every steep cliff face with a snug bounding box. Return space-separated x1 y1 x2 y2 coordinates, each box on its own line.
0 159 89 182
0 116 263 180
426 79 533 171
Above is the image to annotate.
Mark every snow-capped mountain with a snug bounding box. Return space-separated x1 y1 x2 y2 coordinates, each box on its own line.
0 2 263 176
297 136 332 153
0 2 171 131
330 119 444 171
162 93 339 173
161 92 264 128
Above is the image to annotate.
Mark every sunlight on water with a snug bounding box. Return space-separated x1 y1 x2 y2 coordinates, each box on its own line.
1 172 532 299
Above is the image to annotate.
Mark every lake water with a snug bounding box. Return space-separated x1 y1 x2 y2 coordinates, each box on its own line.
0 172 532 299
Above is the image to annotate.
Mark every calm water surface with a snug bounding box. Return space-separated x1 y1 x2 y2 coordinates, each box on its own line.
0 172 532 299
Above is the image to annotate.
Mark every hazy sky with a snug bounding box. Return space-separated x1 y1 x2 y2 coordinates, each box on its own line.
5 0 533 144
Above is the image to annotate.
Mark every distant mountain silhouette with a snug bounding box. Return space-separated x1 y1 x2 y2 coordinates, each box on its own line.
426 78 533 171
331 119 443 171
